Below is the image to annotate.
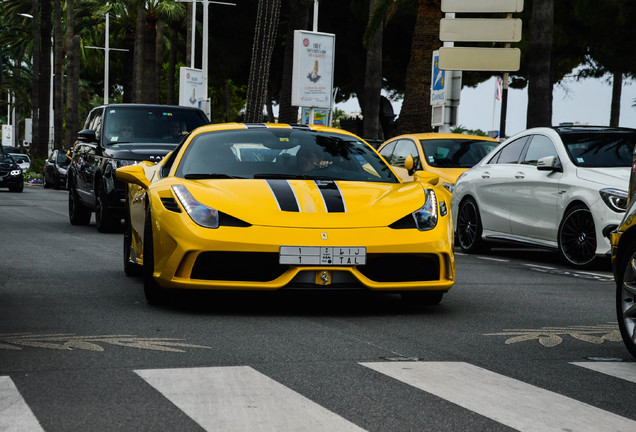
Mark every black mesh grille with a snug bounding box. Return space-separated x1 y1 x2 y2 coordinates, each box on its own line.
191 252 288 281
161 197 181 212
358 254 440 282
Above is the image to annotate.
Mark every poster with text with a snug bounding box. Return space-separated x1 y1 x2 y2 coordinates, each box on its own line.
179 67 204 109
291 30 335 109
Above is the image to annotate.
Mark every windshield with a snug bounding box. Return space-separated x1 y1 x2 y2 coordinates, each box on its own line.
10 154 29 163
174 128 399 183
420 138 498 168
102 107 208 144
562 130 636 167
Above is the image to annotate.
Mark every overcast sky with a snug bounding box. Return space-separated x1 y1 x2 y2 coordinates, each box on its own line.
336 74 636 138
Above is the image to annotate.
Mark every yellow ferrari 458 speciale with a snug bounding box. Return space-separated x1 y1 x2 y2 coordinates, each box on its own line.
116 123 454 305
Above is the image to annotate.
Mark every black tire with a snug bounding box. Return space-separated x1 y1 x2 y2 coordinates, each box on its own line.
456 197 489 253
43 173 50 189
401 291 444 306
53 176 61 190
616 240 636 358
123 201 142 277
95 180 120 233
143 208 165 304
558 204 596 267
68 178 91 225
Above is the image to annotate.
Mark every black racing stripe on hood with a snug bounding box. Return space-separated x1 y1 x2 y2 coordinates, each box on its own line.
315 180 346 213
266 179 300 212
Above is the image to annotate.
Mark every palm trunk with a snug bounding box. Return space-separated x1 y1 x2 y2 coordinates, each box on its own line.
133 4 145 102
53 0 63 149
362 0 383 140
610 72 622 127
526 0 554 128
65 1 81 148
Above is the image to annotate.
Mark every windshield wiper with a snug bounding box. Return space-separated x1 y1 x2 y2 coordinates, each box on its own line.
184 173 241 179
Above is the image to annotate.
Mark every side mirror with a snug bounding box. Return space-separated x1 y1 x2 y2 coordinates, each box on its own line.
413 170 439 185
116 164 151 189
537 155 562 172
77 129 97 143
404 154 415 175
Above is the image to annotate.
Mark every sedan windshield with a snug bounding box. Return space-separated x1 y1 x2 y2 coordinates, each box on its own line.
175 128 399 183
562 130 636 167
420 139 498 168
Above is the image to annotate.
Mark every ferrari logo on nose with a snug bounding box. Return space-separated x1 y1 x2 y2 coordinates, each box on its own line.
321 232 328 240
320 271 330 284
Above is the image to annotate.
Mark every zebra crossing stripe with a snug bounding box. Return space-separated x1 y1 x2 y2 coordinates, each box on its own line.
571 362 636 383
0 376 44 432
135 366 366 432
360 361 636 432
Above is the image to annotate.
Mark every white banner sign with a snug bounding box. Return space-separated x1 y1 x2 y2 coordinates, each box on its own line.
179 67 204 109
2 125 13 147
291 31 335 109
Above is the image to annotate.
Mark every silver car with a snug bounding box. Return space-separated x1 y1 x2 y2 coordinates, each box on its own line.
451 126 635 268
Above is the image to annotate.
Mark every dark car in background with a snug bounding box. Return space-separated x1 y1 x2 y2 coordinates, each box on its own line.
67 103 209 232
43 149 71 189
612 146 636 358
0 151 24 193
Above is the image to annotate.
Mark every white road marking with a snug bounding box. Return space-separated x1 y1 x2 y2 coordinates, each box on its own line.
475 256 509 262
135 366 366 432
0 376 44 432
360 361 636 432
571 362 636 383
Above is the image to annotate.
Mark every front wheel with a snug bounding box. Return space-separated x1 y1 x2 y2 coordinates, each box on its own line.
143 209 165 304
68 179 91 225
558 205 596 267
95 182 120 233
616 240 636 358
456 197 489 253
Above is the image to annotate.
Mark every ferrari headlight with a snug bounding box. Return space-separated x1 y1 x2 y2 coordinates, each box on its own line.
412 189 438 231
172 185 219 228
600 188 627 212
10 169 21 176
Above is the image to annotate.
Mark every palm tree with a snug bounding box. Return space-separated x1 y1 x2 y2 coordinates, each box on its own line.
526 0 553 128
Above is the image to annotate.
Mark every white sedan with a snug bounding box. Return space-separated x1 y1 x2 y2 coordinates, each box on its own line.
451 126 635 267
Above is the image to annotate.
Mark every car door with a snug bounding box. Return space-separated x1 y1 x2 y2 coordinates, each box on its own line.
508 134 562 243
473 136 530 234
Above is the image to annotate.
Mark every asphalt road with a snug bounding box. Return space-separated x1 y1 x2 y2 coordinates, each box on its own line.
1 184 635 432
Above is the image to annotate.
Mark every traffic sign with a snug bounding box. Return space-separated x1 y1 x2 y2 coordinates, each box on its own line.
441 0 523 13
440 18 522 42
438 47 520 71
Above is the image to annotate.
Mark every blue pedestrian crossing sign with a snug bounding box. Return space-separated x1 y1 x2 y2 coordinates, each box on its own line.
431 50 447 106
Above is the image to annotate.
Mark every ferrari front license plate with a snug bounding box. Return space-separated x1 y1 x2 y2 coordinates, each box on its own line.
279 246 366 266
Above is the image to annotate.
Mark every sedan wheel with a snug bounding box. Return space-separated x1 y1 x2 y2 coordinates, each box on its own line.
558 205 596 267
457 198 489 253
617 243 636 358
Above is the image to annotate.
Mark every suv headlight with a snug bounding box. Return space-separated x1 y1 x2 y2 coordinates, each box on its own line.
172 185 219 228
600 188 628 212
412 189 438 231
114 159 138 169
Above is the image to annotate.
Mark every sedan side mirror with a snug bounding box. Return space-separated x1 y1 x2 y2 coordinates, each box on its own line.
537 155 562 172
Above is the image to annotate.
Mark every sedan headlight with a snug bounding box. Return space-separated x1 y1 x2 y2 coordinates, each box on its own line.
412 189 438 231
172 185 219 228
600 188 628 212
58 168 67 174
10 169 21 176
442 182 454 193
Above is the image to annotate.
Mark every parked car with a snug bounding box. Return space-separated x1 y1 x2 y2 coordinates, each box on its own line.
451 126 636 268
43 149 71 189
378 133 499 192
67 103 209 232
0 151 24 192
611 143 636 358
9 153 30 173
116 123 455 305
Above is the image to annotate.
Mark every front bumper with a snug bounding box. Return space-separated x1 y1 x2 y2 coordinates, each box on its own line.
140 205 455 293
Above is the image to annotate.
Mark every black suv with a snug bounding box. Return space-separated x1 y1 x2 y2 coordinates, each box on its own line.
68 103 208 232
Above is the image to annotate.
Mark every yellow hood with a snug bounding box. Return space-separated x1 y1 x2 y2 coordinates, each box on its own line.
170 178 430 229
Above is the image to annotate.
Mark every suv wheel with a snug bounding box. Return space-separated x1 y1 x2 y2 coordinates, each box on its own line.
95 181 120 233
68 177 91 225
